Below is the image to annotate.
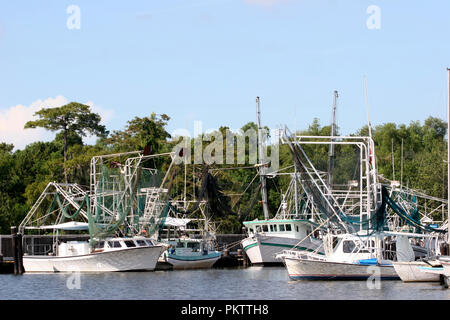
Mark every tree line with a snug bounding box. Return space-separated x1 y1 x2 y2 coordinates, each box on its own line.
0 102 447 234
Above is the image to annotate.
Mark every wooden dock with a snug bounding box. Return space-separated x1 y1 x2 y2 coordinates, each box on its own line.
0 256 14 274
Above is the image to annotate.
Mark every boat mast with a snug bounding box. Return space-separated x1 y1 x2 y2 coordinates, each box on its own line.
294 108 299 217
364 76 373 139
447 68 450 244
257 96 270 220
328 90 338 188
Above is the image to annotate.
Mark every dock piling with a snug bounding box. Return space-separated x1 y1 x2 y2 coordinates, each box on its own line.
10 226 24 275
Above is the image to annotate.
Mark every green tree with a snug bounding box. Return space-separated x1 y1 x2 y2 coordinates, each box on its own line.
24 102 108 182
106 113 171 156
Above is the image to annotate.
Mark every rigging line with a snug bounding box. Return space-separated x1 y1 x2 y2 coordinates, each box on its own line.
210 165 260 171
231 172 260 208
238 183 262 221
291 211 337 250
269 174 280 195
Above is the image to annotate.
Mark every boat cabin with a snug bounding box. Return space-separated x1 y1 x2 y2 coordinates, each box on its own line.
326 234 377 263
165 238 210 256
55 237 155 257
243 219 319 240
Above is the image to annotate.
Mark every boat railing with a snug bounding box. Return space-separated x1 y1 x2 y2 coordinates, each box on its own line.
25 243 53 256
277 249 327 262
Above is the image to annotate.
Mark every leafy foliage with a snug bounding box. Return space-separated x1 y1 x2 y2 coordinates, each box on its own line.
0 108 448 233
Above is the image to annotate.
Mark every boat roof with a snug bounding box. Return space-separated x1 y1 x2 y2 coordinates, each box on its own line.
25 221 89 231
163 217 192 227
243 219 318 226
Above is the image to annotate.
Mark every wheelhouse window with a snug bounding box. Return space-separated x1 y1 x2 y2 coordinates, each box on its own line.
279 224 285 232
343 240 356 253
270 224 277 232
176 241 185 248
136 240 147 247
187 242 200 252
262 225 268 232
295 226 299 232
285 224 292 232
94 241 104 249
124 240 136 248
108 241 122 248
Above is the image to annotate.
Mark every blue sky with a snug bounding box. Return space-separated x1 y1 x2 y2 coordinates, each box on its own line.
0 0 449 149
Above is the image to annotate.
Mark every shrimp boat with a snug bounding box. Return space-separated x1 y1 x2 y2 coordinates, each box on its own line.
277 232 400 280
241 97 325 265
394 261 443 282
19 149 175 272
394 70 450 284
241 191 325 265
276 126 448 280
412 255 450 287
241 151 327 264
23 233 165 272
157 204 221 270
391 230 445 282
160 236 221 270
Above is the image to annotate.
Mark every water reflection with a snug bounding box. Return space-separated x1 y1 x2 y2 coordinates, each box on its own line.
0 267 448 300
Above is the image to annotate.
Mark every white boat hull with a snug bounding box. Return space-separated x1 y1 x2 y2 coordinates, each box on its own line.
283 256 399 280
441 260 450 276
392 261 442 282
23 245 166 272
242 234 323 265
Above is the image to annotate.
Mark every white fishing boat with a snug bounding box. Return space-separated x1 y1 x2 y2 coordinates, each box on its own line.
393 261 443 282
160 237 221 270
414 256 450 287
276 116 449 280
391 232 444 282
23 235 166 272
19 149 176 273
277 232 400 280
395 70 450 285
242 219 324 264
157 203 221 270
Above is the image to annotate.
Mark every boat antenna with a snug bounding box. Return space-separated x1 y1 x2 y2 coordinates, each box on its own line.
257 96 270 220
364 75 373 139
391 138 395 181
294 106 299 216
401 138 404 189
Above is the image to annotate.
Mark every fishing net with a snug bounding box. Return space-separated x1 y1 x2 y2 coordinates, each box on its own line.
88 161 168 240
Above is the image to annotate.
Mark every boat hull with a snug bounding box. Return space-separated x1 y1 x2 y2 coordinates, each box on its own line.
283 256 399 280
23 245 166 272
165 252 221 270
242 234 323 265
392 261 441 282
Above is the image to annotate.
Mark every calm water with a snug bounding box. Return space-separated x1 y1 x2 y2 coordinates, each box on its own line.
0 266 449 300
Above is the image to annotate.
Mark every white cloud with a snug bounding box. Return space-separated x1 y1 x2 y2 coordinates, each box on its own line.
0 96 114 150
